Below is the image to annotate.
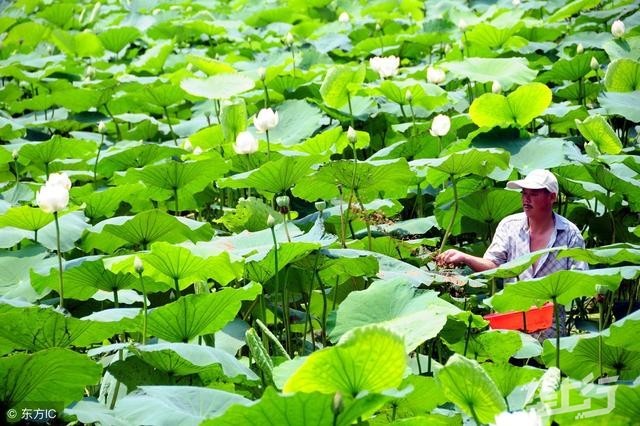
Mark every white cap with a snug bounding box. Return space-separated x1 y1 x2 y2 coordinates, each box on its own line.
506 169 559 194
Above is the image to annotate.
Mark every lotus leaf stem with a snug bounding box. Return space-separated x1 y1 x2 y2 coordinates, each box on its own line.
553 296 560 373
93 133 104 183
438 174 459 252
137 271 148 345
270 225 280 333
265 129 271 160
463 314 473 357
163 106 178 146
53 212 64 310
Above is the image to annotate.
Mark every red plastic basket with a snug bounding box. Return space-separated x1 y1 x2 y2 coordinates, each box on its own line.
484 303 554 333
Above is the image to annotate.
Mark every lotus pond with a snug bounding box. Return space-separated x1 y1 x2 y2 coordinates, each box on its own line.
1 0 640 424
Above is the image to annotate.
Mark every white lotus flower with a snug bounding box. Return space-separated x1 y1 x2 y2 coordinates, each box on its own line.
134 256 144 274
494 409 542 426
369 56 400 79
492 80 502 94
430 114 451 137
258 66 266 80
426 66 446 84
576 43 584 54
233 131 259 155
254 108 279 133
98 120 106 134
36 183 69 213
347 126 357 144
590 57 599 70
338 12 350 23
182 138 193 152
285 32 294 46
611 20 625 38
47 172 72 190
458 19 468 31
539 366 561 396
512 0 521 6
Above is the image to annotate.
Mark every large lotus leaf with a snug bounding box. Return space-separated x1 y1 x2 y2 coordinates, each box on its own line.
0 205 56 230
131 343 257 380
1 348 101 409
471 247 563 279
0 246 53 298
539 54 594 83
132 158 229 195
598 91 640 122
606 310 640 352
575 115 623 155
443 58 537 88
245 241 319 283
482 363 543 406
204 386 398 426
98 26 141 53
445 330 523 364
19 136 95 169
147 283 261 342
329 278 460 352
320 64 366 109
92 209 213 250
97 141 183 177
218 156 319 194
610 383 640 421
180 74 255 99
585 163 640 210
604 58 640 92
465 22 521 50
76 183 146 221
266 100 329 146
3 21 50 50
316 254 379 284
436 354 507 424
547 0 599 21
469 83 552 128
458 189 522 226
217 197 280 233
50 28 104 58
542 333 640 380
284 327 405 395
411 148 510 177
490 268 639 312
38 210 90 253
375 375 447 420
0 305 124 351
69 386 252 426
140 82 188 109
557 244 640 265
293 159 414 203
144 241 209 285
186 55 235 75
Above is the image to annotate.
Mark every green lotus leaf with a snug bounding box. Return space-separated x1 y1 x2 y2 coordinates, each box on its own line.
604 58 640 92
482 363 543 408
411 148 510 178
19 136 95 172
557 244 640 266
539 54 594 83
445 330 523 364
465 22 522 51
217 197 280 233
0 348 101 410
220 98 246 142
147 283 261 342
376 375 447 420
130 40 173 74
53 28 105 58
0 246 56 300
140 82 188 109
38 3 74 28
245 242 320 283
316 254 379 284
143 241 209 288
610 383 640 421
205 386 397 426
3 21 50 50
606 309 640 352
68 386 251 426
469 83 552 128
598 91 640 122
542 333 640 380
436 354 507 424
293 159 414 203
443 58 537 89
547 0 600 22
284 326 405 395
97 141 184 177
471 247 563 279
180 74 255 100
74 183 146 221
0 305 125 351
490 267 640 312
0 205 56 231
218 155 319 195
320 64 366 109
98 27 141 54
575 115 623 155
266 100 329 146
130 342 258 380
38 211 90 253
186 54 235 75
329 278 460 352
458 189 522 227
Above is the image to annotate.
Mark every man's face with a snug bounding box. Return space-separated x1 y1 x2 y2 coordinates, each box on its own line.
521 188 556 218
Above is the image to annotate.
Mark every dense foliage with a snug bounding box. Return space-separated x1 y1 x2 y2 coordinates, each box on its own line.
0 0 639 424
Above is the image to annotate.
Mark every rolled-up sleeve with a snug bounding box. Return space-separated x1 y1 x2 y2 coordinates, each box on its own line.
484 218 510 266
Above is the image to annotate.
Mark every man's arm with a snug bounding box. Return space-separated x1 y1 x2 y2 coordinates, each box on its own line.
436 249 498 272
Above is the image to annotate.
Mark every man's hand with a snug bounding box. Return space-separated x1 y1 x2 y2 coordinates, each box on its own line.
436 249 468 268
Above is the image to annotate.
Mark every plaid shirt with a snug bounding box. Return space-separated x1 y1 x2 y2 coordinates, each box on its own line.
484 212 588 281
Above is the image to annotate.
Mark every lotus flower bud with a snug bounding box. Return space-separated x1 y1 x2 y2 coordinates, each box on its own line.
492 80 502 94
233 131 259 155
590 57 599 70
315 200 326 211
193 146 203 155
458 19 467 31
512 0 521 6
134 256 144 274
369 55 400 79
347 126 357 144
182 138 193 152
539 366 561 397
267 214 276 228
254 108 279 133
85 65 96 79
576 43 584 54
285 32 294 46
426 66 445 84
611 20 625 38
405 89 413 103
375 22 381 32
12 149 18 160
332 392 343 415
276 195 290 208
430 114 451 137
338 12 349 23
98 120 106 134
258 66 266 81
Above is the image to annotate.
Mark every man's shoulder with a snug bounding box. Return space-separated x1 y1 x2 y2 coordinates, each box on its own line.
496 212 528 228
554 213 581 234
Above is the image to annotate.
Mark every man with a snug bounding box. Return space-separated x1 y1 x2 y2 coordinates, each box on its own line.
436 169 587 336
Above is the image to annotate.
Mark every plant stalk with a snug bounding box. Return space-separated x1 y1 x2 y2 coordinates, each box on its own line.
53 212 64 310
438 174 459 251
